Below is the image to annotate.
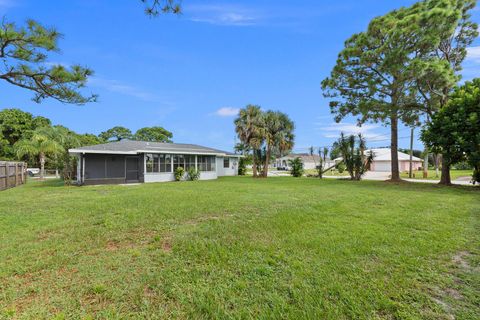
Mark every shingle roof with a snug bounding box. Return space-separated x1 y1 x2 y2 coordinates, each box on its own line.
69 140 238 156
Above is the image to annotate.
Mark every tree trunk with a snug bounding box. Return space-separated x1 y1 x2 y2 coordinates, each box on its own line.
439 156 451 185
390 113 400 181
423 148 429 178
252 152 257 177
435 154 440 178
40 153 45 180
263 147 271 177
409 128 414 178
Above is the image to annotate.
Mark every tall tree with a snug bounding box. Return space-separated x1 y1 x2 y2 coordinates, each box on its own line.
0 108 51 159
234 105 264 177
99 126 133 141
134 126 173 142
422 79 480 184
414 0 478 184
14 127 63 179
321 0 460 181
262 111 295 177
0 19 96 104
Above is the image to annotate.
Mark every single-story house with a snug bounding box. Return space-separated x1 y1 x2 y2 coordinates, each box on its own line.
69 140 241 185
368 148 423 172
274 153 336 170
334 148 423 172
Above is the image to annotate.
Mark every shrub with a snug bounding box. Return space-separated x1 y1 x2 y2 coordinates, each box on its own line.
186 167 200 181
238 157 247 175
174 167 185 181
336 162 346 173
288 157 304 177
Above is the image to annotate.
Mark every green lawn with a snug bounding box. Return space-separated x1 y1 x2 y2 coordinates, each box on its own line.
0 178 479 319
400 169 473 181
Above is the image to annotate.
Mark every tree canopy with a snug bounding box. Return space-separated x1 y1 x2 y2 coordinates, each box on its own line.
141 0 181 16
422 79 480 184
99 126 133 142
0 19 96 104
0 108 51 159
134 126 173 142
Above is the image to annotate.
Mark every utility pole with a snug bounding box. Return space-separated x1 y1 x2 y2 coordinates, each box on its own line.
409 128 414 179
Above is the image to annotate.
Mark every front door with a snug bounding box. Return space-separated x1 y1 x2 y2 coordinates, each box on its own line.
126 157 139 182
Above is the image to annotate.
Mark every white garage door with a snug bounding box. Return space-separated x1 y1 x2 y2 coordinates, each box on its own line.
374 161 391 172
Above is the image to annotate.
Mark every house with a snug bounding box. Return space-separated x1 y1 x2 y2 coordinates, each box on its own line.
274 153 336 170
334 148 423 172
68 140 240 185
368 148 423 172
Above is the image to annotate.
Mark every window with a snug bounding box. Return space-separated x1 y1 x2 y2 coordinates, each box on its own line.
198 156 216 172
159 154 172 173
146 154 172 173
185 155 196 170
223 158 230 168
146 154 154 172
173 155 185 171
153 154 159 172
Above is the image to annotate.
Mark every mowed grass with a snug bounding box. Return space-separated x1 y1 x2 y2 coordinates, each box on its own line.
0 177 479 319
400 169 474 181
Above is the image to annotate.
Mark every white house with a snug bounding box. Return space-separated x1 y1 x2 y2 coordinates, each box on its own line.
274 153 336 170
69 140 241 185
368 148 423 172
334 148 423 172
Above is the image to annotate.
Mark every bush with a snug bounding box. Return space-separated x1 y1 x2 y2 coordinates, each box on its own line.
174 167 185 181
288 157 304 177
454 161 473 170
336 162 346 173
238 158 247 176
186 167 200 181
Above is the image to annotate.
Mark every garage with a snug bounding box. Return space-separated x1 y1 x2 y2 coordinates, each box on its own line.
373 161 391 172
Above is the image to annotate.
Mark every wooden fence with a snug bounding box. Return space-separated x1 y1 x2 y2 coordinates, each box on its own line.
0 161 27 191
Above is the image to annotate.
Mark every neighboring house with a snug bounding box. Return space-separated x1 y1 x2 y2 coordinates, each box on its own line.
274 153 336 170
69 140 240 185
334 148 423 172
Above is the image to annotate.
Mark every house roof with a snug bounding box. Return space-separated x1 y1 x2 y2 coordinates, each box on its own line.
69 140 240 157
277 153 332 163
334 148 422 162
368 148 422 161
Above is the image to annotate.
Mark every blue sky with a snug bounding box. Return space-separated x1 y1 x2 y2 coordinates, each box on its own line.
1 0 479 152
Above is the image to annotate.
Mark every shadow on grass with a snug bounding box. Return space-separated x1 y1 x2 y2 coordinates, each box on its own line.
27 178 68 188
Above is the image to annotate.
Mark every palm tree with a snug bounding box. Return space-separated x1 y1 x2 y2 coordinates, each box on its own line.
234 105 264 177
262 111 294 177
337 133 373 180
14 127 63 179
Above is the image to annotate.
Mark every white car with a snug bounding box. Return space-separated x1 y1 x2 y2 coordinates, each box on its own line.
27 168 40 176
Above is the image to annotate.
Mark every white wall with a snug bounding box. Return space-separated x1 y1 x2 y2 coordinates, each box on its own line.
144 171 217 183
216 157 238 177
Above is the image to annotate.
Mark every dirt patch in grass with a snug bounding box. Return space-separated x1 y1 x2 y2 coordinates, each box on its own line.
452 251 472 271
161 237 172 253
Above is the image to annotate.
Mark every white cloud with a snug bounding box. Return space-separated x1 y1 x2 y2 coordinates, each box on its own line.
186 4 260 26
88 77 159 102
317 122 388 141
466 46 480 63
214 107 240 117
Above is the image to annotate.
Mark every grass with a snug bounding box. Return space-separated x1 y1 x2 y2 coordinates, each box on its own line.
400 169 473 180
304 168 350 177
0 177 479 319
